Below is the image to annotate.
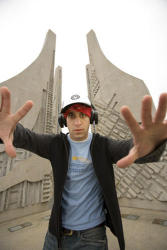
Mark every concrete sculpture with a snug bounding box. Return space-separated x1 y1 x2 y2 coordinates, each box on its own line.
0 29 166 225
86 30 167 211
0 30 60 222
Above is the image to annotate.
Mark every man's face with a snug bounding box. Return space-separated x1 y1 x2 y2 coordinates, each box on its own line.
66 110 90 141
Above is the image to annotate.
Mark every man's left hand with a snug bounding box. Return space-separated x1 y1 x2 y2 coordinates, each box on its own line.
116 93 167 168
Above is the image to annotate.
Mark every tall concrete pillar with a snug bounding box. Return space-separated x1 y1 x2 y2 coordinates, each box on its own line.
86 30 167 211
0 30 62 222
53 66 62 134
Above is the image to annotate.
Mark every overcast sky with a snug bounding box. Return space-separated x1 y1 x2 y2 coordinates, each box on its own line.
0 0 166 107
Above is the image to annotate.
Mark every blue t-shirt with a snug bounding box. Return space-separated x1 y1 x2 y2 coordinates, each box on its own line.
61 133 105 230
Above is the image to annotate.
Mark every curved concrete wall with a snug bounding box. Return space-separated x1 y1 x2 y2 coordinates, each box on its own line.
87 30 167 211
0 30 61 222
0 30 56 130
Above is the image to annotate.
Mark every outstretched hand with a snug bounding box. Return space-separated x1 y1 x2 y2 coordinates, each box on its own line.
116 93 167 168
0 87 33 157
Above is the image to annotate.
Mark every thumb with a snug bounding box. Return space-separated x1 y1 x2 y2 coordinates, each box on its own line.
4 138 16 158
116 147 138 168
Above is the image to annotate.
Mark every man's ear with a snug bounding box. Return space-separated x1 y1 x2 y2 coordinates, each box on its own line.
90 109 98 124
58 114 67 128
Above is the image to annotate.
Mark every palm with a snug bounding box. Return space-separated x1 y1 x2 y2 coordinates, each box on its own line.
0 87 33 157
117 93 167 168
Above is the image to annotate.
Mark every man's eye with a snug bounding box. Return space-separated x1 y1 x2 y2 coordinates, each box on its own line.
68 113 74 118
80 113 86 118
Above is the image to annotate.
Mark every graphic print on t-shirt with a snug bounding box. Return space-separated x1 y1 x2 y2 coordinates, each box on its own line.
72 155 91 164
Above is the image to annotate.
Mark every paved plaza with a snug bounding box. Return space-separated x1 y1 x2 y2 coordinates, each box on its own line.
0 207 167 250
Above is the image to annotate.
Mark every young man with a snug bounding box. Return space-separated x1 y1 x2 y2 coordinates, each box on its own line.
0 87 167 250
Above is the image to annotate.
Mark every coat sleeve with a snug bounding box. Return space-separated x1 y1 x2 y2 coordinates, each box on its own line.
135 140 166 164
106 136 166 164
106 137 133 164
13 123 54 159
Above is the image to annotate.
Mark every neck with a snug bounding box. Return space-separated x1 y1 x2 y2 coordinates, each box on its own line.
69 134 89 142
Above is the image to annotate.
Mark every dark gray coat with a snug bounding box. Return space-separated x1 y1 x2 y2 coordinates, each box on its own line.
13 123 166 250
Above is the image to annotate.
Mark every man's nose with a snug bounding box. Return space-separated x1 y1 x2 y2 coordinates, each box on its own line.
74 117 82 125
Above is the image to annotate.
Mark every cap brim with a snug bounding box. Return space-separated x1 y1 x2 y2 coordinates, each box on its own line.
61 102 91 113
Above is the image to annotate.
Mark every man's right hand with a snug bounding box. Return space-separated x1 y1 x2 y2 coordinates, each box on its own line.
0 86 33 157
